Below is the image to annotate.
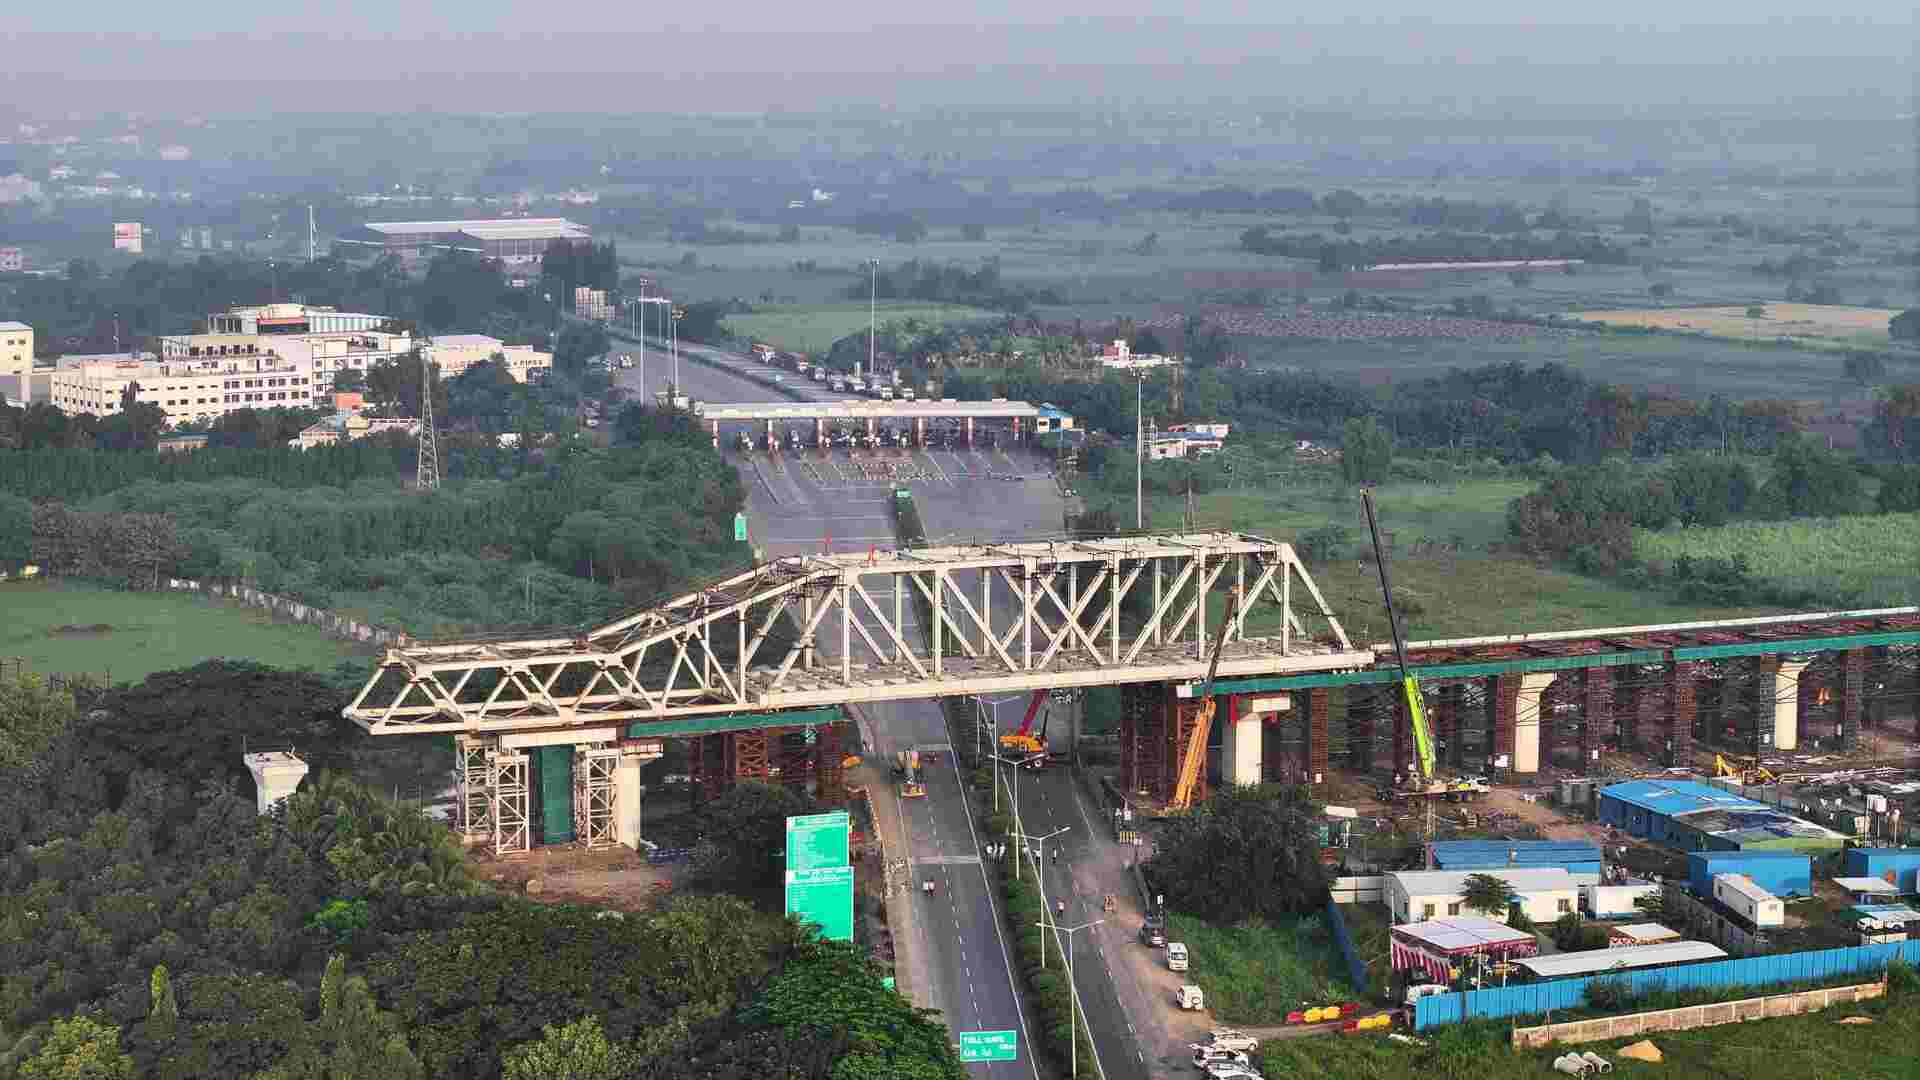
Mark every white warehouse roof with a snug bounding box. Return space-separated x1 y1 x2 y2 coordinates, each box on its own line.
1390 868 1584 896
1514 940 1726 979
366 218 588 240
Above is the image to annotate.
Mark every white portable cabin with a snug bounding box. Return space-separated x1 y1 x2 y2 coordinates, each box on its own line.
1713 873 1785 928
1581 882 1661 918
1387 868 1586 925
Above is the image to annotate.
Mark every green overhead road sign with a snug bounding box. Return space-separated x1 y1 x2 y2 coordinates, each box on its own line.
734 512 748 542
784 865 854 941
785 811 850 872
957 1030 1019 1063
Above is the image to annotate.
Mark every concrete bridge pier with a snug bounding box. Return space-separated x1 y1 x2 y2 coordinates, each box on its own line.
1511 672 1559 775
1221 693 1289 786
1773 659 1812 751
243 750 309 814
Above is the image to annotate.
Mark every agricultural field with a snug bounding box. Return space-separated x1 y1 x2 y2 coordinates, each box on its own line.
1138 477 1777 641
1635 513 1920 607
1256 990 1919 1080
0 580 363 683
1571 303 1908 349
721 301 997 355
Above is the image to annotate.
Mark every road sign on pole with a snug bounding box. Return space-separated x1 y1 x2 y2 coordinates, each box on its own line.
957 1030 1019 1062
783 865 854 941
785 811 850 871
734 512 748 542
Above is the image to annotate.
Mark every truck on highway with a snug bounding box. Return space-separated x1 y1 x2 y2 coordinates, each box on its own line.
812 367 826 382
893 750 926 798
1139 912 1167 947
829 375 847 392
1166 942 1189 971
1175 984 1205 1011
878 384 895 400
751 343 776 362
849 377 867 394
617 353 634 369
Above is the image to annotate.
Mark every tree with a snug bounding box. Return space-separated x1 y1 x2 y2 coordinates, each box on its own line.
1460 873 1518 918
1759 434 1862 517
1632 888 1670 924
500 1017 638 1080
553 322 609 379
332 370 367 392
683 781 821 904
0 671 77 771
0 490 31 566
19 1015 135 1080
146 965 179 1045
1144 784 1330 924
1339 416 1392 485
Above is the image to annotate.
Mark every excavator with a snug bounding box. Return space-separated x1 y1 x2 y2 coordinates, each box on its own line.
1170 587 1242 811
1715 753 1776 786
1361 490 1488 802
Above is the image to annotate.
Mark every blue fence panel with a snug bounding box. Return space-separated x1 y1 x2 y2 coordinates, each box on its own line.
1411 938 1920 1030
1325 899 1369 993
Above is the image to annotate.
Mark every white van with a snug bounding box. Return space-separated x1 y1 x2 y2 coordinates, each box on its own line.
1166 942 1189 971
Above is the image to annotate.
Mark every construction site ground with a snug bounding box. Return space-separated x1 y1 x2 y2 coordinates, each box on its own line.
466 844 679 913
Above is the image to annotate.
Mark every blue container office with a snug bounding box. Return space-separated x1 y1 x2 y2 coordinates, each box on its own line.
1686 850 1811 897
1844 848 1920 894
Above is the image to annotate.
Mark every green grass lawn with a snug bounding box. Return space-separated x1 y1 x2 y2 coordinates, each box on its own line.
1165 911 1357 1024
1257 990 1918 1080
1 580 364 683
720 302 998 355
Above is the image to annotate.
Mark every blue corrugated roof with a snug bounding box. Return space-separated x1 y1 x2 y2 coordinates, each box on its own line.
1599 779 1770 817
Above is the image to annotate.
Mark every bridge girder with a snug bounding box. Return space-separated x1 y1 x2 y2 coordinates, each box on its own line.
343 531 1371 735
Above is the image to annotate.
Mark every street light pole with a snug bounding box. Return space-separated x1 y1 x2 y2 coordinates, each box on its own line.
1135 371 1146 531
986 752 1027 874
1037 918 1106 1079
868 258 879 381
1014 824 1069 965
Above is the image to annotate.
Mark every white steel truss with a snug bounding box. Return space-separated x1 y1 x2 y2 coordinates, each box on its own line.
455 736 493 843
491 751 530 855
574 748 620 849
344 531 1371 735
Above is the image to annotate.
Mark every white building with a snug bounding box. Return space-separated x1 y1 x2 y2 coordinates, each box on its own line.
1387 868 1588 925
425 334 552 383
49 352 319 428
1096 340 1180 370
291 411 421 449
205 303 387 336
1 321 34 385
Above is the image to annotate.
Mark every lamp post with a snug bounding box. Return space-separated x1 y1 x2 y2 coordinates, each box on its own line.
1134 370 1147 531
974 693 1022 780
1013 824 1070 964
986 752 1032 870
1036 918 1105 1079
867 258 880 382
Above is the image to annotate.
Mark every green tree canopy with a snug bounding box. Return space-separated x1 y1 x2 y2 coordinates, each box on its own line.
1145 784 1331 924
1461 873 1518 918
18 1015 135 1080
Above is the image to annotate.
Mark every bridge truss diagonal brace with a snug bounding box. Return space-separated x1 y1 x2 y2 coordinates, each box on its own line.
343 532 1369 734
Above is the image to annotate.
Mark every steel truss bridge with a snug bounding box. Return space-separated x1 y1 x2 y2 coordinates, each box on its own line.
345 531 1367 734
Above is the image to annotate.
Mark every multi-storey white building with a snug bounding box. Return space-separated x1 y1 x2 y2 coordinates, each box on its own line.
424 334 552 383
205 303 389 336
49 352 320 428
1 321 34 400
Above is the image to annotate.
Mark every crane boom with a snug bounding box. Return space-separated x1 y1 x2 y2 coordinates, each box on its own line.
1360 489 1436 783
1171 587 1241 810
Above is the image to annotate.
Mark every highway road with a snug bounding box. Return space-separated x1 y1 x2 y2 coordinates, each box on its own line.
624 339 1044 1078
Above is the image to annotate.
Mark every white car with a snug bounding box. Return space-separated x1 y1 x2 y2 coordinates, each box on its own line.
1192 1048 1250 1070
1193 1031 1259 1053
1202 1065 1263 1080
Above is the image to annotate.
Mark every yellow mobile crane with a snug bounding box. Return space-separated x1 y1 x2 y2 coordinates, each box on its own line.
1360 490 1467 799
1170 587 1242 811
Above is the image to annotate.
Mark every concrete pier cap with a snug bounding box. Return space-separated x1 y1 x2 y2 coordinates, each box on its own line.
243 750 310 814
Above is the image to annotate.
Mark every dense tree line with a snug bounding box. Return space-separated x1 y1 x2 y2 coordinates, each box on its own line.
1239 226 1632 269
0 668 965 1080
949 360 1803 465
1506 437 1868 574
846 259 1063 314
1146 784 1332 924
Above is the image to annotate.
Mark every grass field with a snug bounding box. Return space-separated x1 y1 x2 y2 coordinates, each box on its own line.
722 301 998 355
1165 912 1356 1023
1139 478 1776 640
1 580 363 683
1635 513 1920 607
1256 990 1917 1080
1572 303 1904 349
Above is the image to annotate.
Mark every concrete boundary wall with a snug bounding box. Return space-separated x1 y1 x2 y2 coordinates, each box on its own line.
1510 980 1885 1048
164 578 414 649
1330 875 1385 904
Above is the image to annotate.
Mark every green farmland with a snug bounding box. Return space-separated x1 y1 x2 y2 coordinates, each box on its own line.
721 302 998 355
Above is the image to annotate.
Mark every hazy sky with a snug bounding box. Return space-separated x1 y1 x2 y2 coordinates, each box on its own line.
1 9 1910 113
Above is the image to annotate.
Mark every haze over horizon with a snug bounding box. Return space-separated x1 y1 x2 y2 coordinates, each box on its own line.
1 10 1911 115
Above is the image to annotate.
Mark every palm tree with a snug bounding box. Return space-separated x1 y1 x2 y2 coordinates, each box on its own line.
1461 873 1519 919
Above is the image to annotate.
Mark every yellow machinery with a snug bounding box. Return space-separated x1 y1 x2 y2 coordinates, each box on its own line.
999 690 1051 756
1170 588 1243 810
894 749 926 798
1715 753 1776 786
1361 490 1439 790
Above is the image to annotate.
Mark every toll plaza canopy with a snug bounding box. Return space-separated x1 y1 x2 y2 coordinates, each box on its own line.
1390 916 1538 982
695 399 1043 422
